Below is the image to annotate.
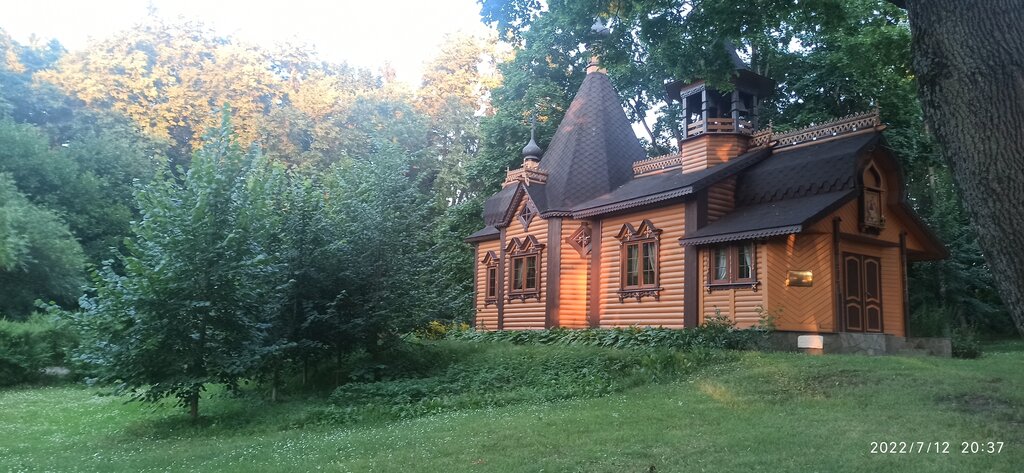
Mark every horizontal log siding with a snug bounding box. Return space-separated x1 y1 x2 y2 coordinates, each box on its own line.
680 134 750 174
699 244 767 328
598 204 686 328
707 177 736 222
502 197 548 330
839 239 905 337
558 219 590 328
473 239 501 331
764 233 837 332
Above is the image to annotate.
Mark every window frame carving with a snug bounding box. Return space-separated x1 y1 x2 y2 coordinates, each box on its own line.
480 251 499 306
616 220 662 302
859 162 886 234
505 236 544 301
706 242 760 292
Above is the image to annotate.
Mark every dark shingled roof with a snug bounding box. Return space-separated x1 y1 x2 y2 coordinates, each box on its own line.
482 183 520 226
737 132 879 205
524 184 548 213
680 191 855 246
538 72 648 214
572 147 771 218
465 225 500 243
680 132 881 246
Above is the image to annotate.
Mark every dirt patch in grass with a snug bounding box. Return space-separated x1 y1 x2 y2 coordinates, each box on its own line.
939 393 1013 416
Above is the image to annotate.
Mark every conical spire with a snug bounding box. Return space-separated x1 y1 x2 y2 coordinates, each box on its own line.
537 72 647 212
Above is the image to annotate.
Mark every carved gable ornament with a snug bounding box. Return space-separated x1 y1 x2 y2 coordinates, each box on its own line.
505 235 545 256
480 250 499 266
518 202 536 231
616 219 662 242
566 223 593 258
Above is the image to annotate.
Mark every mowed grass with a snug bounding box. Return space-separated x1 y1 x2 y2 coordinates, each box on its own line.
1 341 1023 472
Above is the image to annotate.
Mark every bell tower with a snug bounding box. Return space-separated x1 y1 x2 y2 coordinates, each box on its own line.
666 42 775 173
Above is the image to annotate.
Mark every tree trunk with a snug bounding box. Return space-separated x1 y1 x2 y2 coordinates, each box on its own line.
189 393 199 421
905 0 1024 336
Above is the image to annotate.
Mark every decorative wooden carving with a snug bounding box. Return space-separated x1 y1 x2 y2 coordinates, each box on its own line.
616 220 662 302
518 204 535 231
769 109 881 148
505 236 544 302
566 223 593 258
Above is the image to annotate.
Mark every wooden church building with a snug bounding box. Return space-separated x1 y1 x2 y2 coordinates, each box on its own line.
466 52 947 351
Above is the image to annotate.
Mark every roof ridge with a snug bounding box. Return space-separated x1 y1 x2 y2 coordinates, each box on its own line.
767 109 882 149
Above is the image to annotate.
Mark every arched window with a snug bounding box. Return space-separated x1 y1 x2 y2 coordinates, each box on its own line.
861 162 886 233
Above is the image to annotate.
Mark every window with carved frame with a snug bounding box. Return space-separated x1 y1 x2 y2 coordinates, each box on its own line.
616 220 662 302
708 242 758 290
505 236 543 301
480 251 499 305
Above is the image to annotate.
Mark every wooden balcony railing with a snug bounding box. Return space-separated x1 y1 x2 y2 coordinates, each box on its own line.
686 118 754 137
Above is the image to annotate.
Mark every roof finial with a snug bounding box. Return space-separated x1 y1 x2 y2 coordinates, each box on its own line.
587 18 611 74
522 112 543 163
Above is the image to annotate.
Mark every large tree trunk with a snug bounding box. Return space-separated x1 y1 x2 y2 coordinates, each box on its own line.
905 0 1024 336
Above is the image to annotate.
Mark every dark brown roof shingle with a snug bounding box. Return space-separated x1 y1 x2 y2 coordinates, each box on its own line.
537 72 648 213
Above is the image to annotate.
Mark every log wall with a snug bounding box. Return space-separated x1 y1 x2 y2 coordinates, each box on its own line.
473 238 501 331
502 197 548 330
764 233 837 332
680 134 750 173
597 204 687 328
558 219 591 328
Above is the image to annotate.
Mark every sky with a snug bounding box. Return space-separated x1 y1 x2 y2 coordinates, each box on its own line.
0 0 491 86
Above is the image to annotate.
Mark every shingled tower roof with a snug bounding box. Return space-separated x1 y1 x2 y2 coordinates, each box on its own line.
536 71 647 214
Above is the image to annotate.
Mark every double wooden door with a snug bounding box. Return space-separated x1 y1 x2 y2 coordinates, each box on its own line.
843 253 882 332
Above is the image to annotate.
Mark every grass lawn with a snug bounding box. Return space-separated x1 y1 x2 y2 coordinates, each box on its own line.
1 341 1022 472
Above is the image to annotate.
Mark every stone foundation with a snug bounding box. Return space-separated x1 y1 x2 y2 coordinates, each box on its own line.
769 332 951 357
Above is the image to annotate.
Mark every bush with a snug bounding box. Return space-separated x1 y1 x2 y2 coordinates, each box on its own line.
442 315 771 352
0 313 78 386
310 341 728 425
951 325 982 359
909 304 953 338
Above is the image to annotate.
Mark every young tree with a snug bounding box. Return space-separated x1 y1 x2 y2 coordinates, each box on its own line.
78 113 280 420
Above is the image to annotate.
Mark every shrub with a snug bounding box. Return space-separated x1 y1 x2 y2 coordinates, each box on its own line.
309 341 728 425
442 315 772 352
0 313 77 386
951 325 982 359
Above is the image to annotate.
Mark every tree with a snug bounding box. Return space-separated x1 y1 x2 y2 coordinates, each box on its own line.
78 113 279 420
897 1 1024 336
38 17 278 167
0 174 85 317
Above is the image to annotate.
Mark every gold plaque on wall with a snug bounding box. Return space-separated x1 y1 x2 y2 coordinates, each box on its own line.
786 270 813 287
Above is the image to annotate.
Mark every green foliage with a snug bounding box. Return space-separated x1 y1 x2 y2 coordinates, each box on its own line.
0 313 77 386
445 317 771 351
951 326 982 359
314 341 722 425
0 174 85 317
76 111 280 415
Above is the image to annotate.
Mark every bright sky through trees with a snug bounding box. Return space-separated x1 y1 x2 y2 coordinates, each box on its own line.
1 0 488 86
